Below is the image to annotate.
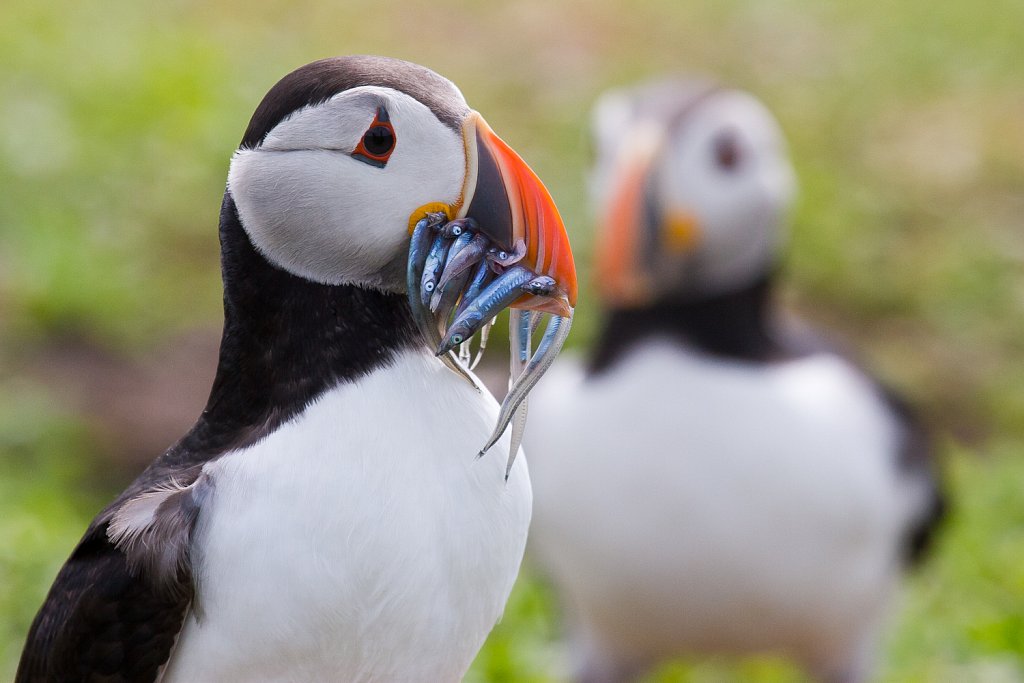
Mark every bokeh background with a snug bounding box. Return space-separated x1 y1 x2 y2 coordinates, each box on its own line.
1 0 1022 680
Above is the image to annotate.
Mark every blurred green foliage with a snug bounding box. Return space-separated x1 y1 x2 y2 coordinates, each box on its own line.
1 0 1022 680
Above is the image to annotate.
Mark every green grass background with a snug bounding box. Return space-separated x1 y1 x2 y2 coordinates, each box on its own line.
1 0 1022 680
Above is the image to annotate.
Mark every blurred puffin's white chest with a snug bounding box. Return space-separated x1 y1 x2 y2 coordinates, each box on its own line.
161 349 531 683
528 342 910 661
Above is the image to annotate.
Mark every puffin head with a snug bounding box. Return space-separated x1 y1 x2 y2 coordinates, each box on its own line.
590 78 796 307
227 55 576 311
225 56 577 464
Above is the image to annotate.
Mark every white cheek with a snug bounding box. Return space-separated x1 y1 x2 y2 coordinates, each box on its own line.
227 93 465 289
664 165 782 292
229 148 403 286
660 104 795 293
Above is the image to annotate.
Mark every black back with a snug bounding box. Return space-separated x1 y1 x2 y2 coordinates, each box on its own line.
588 274 811 374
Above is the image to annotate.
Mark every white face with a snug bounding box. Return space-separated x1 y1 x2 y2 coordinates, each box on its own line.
591 87 797 298
656 91 796 293
228 86 467 291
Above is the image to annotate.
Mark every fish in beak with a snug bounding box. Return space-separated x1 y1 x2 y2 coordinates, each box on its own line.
407 112 578 474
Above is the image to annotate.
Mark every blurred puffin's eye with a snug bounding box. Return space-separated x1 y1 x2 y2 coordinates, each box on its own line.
352 107 396 167
713 131 741 172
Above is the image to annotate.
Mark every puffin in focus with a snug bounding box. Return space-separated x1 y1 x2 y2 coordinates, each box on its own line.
526 79 944 683
17 55 576 682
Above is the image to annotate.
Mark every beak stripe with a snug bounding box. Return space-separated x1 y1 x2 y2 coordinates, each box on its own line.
530 171 550 277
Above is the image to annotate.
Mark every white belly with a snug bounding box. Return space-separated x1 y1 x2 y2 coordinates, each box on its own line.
161 349 531 683
527 341 914 669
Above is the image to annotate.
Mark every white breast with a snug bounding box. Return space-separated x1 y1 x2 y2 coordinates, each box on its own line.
526 340 916 673
160 349 531 683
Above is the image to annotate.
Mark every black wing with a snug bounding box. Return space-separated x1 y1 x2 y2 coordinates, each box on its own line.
878 386 947 566
15 517 191 683
16 455 208 683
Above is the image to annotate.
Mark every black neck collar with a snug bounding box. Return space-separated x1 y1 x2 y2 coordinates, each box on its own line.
588 275 801 374
181 193 420 454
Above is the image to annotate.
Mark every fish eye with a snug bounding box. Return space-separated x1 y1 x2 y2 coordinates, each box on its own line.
452 334 464 344
424 282 435 292
352 107 396 167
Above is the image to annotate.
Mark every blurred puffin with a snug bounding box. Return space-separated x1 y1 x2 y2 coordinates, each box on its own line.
526 79 944 683
17 55 576 682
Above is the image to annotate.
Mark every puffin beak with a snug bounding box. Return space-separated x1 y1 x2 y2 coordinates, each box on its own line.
594 128 665 307
405 112 577 465
594 122 710 308
456 113 578 318
595 152 650 306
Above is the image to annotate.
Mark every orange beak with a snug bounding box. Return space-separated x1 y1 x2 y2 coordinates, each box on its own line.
457 113 577 317
593 133 666 307
596 153 649 306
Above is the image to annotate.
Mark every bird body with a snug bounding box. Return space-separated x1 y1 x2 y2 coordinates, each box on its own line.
18 55 576 682
526 79 942 682
162 348 529 682
530 340 929 680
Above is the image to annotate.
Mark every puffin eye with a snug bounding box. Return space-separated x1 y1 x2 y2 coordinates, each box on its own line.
712 130 742 172
352 107 396 167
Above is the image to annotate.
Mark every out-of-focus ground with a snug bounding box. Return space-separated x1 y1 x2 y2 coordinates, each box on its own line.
1 0 1022 680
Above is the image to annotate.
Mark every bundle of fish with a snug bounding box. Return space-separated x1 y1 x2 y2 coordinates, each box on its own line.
407 201 574 476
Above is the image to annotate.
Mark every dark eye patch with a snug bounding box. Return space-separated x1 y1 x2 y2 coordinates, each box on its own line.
713 130 742 172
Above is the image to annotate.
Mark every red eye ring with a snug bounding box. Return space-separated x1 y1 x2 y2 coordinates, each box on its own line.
352 107 396 167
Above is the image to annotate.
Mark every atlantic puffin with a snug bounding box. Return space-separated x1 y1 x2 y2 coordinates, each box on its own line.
17 55 576 682
525 79 944 683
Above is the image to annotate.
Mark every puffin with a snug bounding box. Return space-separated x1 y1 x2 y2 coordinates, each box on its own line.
17 55 576 683
525 79 944 683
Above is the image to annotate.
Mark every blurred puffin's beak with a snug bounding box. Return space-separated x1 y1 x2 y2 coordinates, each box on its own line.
594 128 668 307
596 151 651 306
458 113 577 317
595 125 708 307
